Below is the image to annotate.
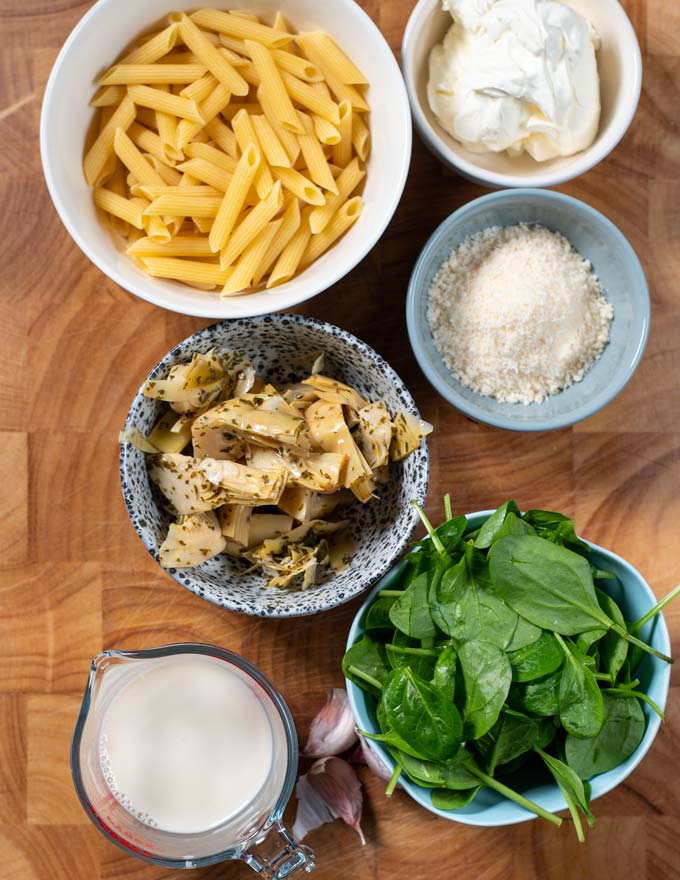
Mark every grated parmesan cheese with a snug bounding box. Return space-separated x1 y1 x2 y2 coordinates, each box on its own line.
427 224 614 405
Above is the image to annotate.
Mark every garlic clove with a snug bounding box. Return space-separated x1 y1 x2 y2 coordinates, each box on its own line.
351 734 394 783
303 688 358 758
292 757 365 845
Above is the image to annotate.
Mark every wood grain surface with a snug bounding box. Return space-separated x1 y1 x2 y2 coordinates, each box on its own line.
2 1 680 878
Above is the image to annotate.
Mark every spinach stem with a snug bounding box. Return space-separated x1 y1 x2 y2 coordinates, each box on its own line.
557 784 585 843
385 763 402 798
444 493 452 521
630 583 680 634
348 665 383 691
387 645 440 658
466 765 562 827
593 673 613 682
412 501 446 556
378 590 404 598
614 625 674 664
604 688 665 721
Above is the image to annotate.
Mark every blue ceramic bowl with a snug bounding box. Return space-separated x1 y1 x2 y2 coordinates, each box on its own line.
406 189 650 431
345 510 671 827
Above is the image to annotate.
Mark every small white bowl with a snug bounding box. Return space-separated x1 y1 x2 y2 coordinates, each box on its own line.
401 0 642 189
40 0 411 319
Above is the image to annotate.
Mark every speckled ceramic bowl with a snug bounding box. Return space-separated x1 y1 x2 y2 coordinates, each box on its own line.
120 315 429 617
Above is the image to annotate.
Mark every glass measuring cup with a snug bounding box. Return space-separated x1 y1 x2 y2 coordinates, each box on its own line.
71 643 315 877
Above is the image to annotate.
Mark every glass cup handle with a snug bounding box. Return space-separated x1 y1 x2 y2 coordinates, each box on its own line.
240 822 315 879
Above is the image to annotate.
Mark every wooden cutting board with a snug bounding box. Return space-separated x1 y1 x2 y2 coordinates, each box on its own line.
1 0 679 877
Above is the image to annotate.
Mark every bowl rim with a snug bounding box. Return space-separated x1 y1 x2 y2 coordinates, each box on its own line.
405 187 651 432
401 0 643 189
119 313 430 617
39 0 413 319
345 508 672 826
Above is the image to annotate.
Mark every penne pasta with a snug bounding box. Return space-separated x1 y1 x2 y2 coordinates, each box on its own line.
127 235 215 257
309 157 365 234
83 94 136 186
272 166 325 206
114 127 167 188
209 143 261 253
256 86 301 163
141 256 230 285
332 100 353 166
84 11 371 294
251 114 290 167
352 112 371 162
313 115 341 146
297 113 338 194
296 33 369 85
94 187 145 228
220 180 283 268
177 157 233 191
244 40 303 134
144 194 224 217
90 85 126 107
280 71 340 125
171 13 249 97
100 64 207 86
221 218 282 296
252 198 301 285
267 211 312 288
127 85 205 123
231 108 273 198
189 9 293 48
117 23 179 66
204 117 238 157
301 196 363 267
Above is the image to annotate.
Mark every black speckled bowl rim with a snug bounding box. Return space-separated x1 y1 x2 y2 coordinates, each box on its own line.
119 314 430 618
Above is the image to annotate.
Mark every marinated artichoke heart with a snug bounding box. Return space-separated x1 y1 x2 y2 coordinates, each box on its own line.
245 520 349 589
149 453 227 515
390 411 433 462
126 347 432 590
200 458 287 506
305 400 372 500
144 349 255 415
247 446 348 494
158 510 226 568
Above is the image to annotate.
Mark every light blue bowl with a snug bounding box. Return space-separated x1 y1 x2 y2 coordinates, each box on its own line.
345 510 671 827
406 189 650 431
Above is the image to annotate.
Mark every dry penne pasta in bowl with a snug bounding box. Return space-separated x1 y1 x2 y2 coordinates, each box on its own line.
41 0 411 317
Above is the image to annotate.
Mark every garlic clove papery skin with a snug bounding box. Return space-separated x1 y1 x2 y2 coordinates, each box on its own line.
303 688 358 758
292 757 365 845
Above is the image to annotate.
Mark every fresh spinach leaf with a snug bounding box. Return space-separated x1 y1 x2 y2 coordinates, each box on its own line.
489 535 614 635
536 749 594 842
396 747 480 790
505 614 543 652
596 589 628 681
474 500 521 549
389 571 437 640
508 671 561 717
556 634 604 738
565 693 645 780
342 634 390 695
386 630 437 679
494 511 537 543
458 640 512 740
432 645 457 701
508 632 564 683
576 628 606 656
474 708 539 774
365 596 396 631
381 668 462 762
522 509 590 553
431 787 481 810
411 515 468 555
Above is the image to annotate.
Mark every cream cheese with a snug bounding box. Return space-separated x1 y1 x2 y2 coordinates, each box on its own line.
427 0 601 161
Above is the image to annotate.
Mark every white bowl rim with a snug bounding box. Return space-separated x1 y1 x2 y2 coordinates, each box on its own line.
401 0 643 189
119 313 431 617
405 187 651 432
345 509 672 826
39 0 413 319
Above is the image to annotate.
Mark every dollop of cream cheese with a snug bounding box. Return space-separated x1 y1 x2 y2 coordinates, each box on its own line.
427 0 601 161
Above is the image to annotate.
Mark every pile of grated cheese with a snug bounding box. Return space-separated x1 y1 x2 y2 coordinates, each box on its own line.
427 224 614 405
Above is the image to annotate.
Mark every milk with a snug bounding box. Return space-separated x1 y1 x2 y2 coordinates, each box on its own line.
99 654 274 834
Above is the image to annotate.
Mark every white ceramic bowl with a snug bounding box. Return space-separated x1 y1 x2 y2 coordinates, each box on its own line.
40 0 411 318
401 0 642 188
